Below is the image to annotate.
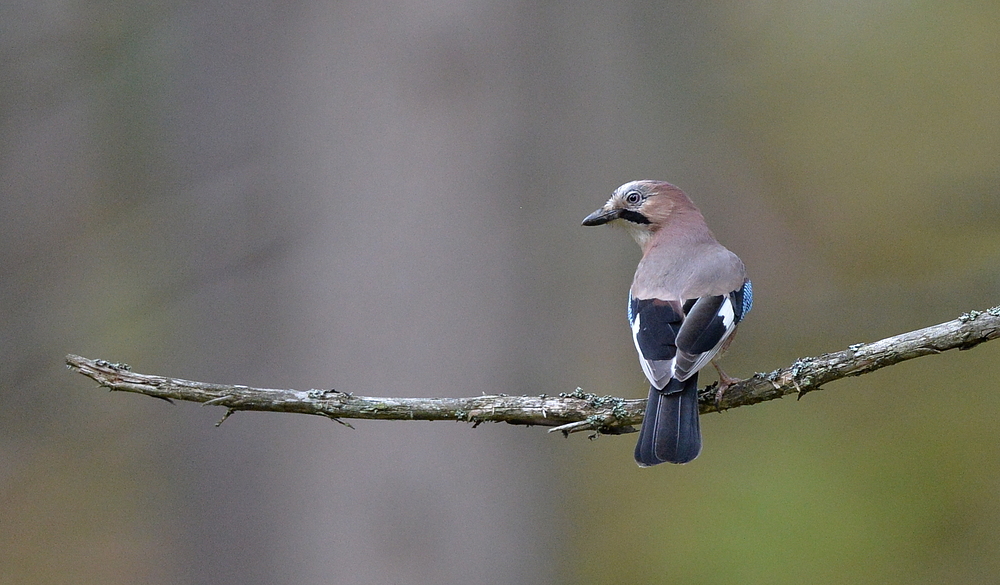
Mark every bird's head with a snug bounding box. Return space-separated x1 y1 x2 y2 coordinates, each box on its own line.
582 180 698 248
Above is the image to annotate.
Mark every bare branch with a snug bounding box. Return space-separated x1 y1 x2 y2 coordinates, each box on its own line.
712 306 1000 411
66 307 1000 435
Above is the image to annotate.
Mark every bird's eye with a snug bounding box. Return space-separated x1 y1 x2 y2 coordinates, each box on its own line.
624 190 642 205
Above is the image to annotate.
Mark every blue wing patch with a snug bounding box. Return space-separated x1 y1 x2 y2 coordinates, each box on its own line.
733 279 752 322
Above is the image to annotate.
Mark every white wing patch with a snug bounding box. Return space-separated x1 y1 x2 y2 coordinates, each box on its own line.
719 297 736 329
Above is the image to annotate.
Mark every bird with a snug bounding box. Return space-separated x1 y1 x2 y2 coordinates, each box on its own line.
582 180 752 466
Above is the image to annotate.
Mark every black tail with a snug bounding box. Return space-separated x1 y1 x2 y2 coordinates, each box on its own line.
634 375 702 466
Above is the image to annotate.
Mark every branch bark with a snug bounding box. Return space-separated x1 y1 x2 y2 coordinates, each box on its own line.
66 307 1000 436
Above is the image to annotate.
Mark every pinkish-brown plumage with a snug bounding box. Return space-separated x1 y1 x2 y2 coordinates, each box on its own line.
583 180 752 465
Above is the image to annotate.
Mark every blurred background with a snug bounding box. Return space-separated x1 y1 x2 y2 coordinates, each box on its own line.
3 1 1000 583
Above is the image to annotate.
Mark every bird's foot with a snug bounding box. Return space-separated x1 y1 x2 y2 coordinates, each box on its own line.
712 361 741 406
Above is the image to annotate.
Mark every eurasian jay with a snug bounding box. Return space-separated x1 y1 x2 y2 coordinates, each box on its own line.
582 180 752 466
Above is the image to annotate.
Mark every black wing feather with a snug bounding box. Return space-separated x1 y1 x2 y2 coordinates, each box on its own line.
630 298 683 361
676 295 727 354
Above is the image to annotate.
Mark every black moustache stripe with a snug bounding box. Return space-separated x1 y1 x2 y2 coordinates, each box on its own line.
619 210 650 225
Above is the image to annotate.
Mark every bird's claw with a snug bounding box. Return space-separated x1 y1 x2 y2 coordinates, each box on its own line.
711 360 740 407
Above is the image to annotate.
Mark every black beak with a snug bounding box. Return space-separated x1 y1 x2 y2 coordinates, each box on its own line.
581 207 621 226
